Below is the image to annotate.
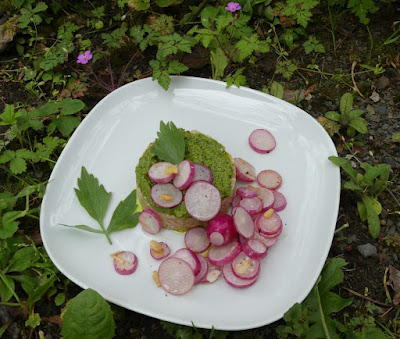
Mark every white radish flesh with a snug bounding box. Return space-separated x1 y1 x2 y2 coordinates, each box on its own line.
234 158 256 182
148 162 176 184
231 251 261 280
173 160 195 190
150 183 183 208
193 163 213 183
239 197 263 215
249 129 276 154
256 187 275 210
242 239 268 259
184 227 210 253
172 248 201 275
194 254 209 283
112 251 138 275
184 181 221 221
139 209 162 234
208 241 242 266
232 194 242 209
252 230 279 248
158 258 195 295
257 170 282 190
150 241 170 260
233 206 255 238
272 190 287 211
255 212 283 236
222 262 259 288
236 186 258 199
207 214 237 246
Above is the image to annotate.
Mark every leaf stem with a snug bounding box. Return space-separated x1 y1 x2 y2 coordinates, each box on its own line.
99 222 112 245
316 287 331 339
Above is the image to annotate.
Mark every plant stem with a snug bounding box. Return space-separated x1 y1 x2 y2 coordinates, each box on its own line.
0 302 21 306
366 25 373 59
316 287 331 339
0 271 21 305
99 222 112 245
335 222 349 234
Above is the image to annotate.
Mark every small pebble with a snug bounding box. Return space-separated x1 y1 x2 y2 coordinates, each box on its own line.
357 243 378 258
377 76 390 89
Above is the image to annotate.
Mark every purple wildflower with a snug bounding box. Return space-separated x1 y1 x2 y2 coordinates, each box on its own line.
77 50 93 64
225 2 241 12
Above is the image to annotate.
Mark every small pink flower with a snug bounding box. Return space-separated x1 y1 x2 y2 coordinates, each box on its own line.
225 2 241 12
77 50 93 64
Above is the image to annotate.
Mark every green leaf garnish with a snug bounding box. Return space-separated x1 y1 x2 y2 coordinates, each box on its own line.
108 189 140 233
152 121 185 164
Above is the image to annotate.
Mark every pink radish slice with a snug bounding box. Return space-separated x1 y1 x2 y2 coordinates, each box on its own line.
255 212 283 236
207 214 237 246
158 258 195 295
173 160 195 190
184 227 210 253
198 259 221 283
272 191 287 211
172 248 201 275
239 197 263 215
194 254 209 283
242 239 268 259
233 207 255 238
249 129 276 154
222 262 259 288
150 183 183 208
256 187 275 210
236 186 258 199
253 230 279 248
150 242 170 260
184 181 221 221
208 241 242 266
232 194 242 209
231 251 261 280
113 251 138 275
234 158 256 182
193 163 213 183
148 162 176 184
257 170 282 190
139 209 162 234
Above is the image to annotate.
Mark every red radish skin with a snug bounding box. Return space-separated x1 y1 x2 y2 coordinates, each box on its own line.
207 214 237 246
239 197 263 215
199 259 221 283
253 230 279 248
256 212 283 236
222 262 259 288
112 251 138 275
232 194 242 209
193 163 213 183
172 248 201 275
184 181 221 221
256 187 275 210
272 190 287 211
231 251 261 280
158 258 195 295
173 160 195 190
249 129 276 154
185 227 210 253
150 241 170 260
236 186 258 199
257 170 282 190
150 184 183 208
233 207 255 238
148 162 176 184
208 241 242 266
242 239 268 259
139 209 162 235
194 254 209 283
234 158 256 182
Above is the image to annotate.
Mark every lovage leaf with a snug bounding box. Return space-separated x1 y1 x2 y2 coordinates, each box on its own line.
108 189 140 234
152 121 185 164
61 289 115 339
74 167 112 226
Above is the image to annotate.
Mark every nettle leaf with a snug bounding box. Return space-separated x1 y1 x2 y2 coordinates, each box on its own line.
108 189 139 233
61 289 115 339
60 99 85 115
152 121 185 164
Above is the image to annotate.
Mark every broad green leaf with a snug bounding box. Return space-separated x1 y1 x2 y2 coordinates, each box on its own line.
343 181 362 191
339 93 353 115
31 102 60 117
363 163 390 186
108 189 139 233
152 121 185 164
328 156 358 181
201 6 219 28
25 313 41 328
60 98 85 115
318 258 347 296
357 201 367 222
0 220 19 239
26 274 57 310
210 48 228 80
357 326 387 338
363 195 380 238
55 292 66 306
60 224 104 234
321 291 353 314
317 117 340 136
0 276 15 302
74 167 112 226
53 115 80 136
325 111 341 122
348 109 364 119
270 81 284 99
8 247 39 272
371 198 382 215
12 275 36 296
33 2 48 13
10 157 27 174
61 289 115 339
349 117 368 134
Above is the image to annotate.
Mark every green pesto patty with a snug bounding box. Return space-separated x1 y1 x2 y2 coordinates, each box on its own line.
135 131 235 218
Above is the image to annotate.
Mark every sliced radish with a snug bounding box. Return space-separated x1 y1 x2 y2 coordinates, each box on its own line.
231 251 260 280
257 170 282 190
172 248 201 275
139 209 162 234
249 129 276 154
255 212 282 236
232 194 242 209
194 254 209 283
150 240 170 260
184 181 221 221
148 162 177 184
222 262 259 288
208 241 242 266
150 183 183 208
185 227 210 253
256 187 275 210
173 160 195 190
242 239 268 259
239 197 263 215
112 251 138 275
272 190 287 212
234 158 256 182
158 258 195 295
193 163 213 183
198 259 221 283
254 230 279 247
236 186 258 199
233 207 255 238
207 214 237 246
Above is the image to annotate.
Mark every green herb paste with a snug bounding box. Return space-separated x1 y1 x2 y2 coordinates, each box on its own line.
135 131 234 218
